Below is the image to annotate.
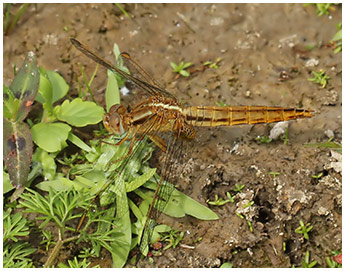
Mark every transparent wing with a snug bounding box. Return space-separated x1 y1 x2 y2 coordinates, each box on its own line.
138 120 189 255
120 52 176 100
70 38 176 100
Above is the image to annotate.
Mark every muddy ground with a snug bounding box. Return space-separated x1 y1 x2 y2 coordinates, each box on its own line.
3 3 342 268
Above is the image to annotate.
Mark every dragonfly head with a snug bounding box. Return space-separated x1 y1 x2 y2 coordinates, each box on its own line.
103 104 128 135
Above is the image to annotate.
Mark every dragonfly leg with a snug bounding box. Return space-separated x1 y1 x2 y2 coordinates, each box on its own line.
100 131 132 147
148 134 168 164
147 134 167 153
108 132 138 164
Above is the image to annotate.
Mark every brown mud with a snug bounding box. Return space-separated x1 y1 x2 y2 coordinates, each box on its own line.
3 3 342 268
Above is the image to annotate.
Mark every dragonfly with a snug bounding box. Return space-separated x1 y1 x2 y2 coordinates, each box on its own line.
70 37 314 256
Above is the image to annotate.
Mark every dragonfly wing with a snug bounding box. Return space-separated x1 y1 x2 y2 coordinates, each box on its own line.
70 38 176 99
139 120 189 255
120 52 177 100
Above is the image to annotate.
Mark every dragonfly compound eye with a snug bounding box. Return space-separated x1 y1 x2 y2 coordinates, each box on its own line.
104 112 125 135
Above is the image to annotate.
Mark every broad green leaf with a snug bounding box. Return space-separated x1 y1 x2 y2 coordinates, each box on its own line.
143 180 219 220
8 51 39 122
3 118 33 188
106 70 120 112
55 98 104 127
36 175 88 191
31 122 71 152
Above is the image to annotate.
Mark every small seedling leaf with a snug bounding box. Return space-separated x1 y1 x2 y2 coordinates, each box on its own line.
179 70 190 77
170 62 178 70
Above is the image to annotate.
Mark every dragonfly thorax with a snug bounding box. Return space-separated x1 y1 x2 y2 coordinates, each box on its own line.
103 104 128 135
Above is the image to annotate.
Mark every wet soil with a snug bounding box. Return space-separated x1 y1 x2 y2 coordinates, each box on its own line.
3 3 342 268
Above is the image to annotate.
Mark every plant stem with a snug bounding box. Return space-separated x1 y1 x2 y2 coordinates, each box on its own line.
44 227 81 267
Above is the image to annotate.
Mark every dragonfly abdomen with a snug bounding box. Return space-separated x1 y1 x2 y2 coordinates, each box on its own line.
183 106 314 127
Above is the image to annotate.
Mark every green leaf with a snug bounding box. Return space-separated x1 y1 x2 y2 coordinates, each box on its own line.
8 51 39 122
3 171 14 194
35 149 56 180
31 122 71 152
46 70 69 103
332 29 342 42
125 168 156 192
182 62 192 69
109 167 131 268
220 262 233 268
55 98 104 127
179 70 190 77
170 62 178 70
3 210 30 242
106 70 120 112
36 175 87 191
142 180 219 220
36 68 53 110
3 118 33 188
68 133 92 152
3 84 16 119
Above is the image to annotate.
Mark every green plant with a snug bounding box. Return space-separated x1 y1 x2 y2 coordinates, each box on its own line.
331 23 342 54
301 251 318 268
3 52 39 190
220 262 233 268
308 70 330 88
3 208 36 268
58 257 99 268
170 61 193 77
234 184 245 193
203 57 222 69
304 3 337 16
216 100 230 107
255 135 272 144
304 137 341 153
159 228 185 250
114 3 131 19
207 192 235 206
4 42 221 267
269 172 280 178
4 3 30 35
312 172 323 179
282 126 289 145
40 230 56 251
295 220 313 241
326 250 342 268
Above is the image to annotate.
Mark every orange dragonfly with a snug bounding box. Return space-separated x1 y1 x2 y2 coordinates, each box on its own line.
70 38 313 255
